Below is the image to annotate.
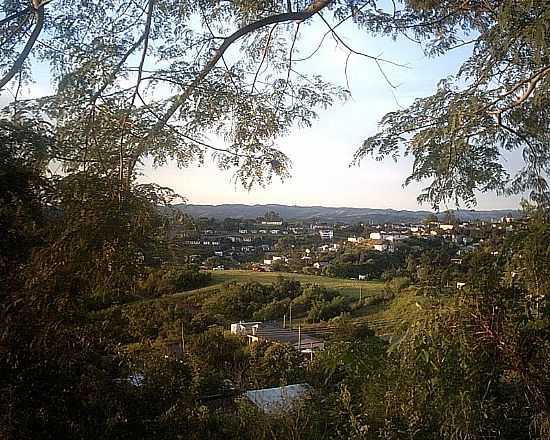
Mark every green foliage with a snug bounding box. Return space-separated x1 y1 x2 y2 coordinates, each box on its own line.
140 266 212 297
257 343 304 388
384 276 411 297
306 296 350 323
325 250 403 279
252 298 291 321
0 121 52 291
353 1 550 208
187 327 248 395
202 278 303 322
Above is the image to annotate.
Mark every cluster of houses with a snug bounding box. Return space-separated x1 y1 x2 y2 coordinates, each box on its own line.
162 215 520 269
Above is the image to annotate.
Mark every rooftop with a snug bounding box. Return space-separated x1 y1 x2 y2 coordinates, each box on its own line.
244 383 311 413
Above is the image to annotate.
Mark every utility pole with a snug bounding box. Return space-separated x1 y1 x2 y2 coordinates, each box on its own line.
289 304 292 330
359 287 362 302
298 325 301 351
181 321 185 354
283 314 286 329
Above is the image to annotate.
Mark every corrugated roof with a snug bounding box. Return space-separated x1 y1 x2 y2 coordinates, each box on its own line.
244 383 311 413
254 324 322 346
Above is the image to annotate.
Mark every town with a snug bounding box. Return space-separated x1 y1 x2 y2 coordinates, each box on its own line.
162 209 519 276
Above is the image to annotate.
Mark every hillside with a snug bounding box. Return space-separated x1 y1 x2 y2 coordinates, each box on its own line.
169 203 520 224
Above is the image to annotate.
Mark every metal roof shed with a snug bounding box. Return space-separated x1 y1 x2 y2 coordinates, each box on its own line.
244 383 311 414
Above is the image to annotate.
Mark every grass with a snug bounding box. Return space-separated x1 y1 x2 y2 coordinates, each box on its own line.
207 269 385 300
131 270 430 337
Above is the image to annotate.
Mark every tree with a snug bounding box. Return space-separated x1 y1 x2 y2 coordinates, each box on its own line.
0 120 52 291
2 2 550 209
0 0 356 192
259 343 304 387
353 1 550 209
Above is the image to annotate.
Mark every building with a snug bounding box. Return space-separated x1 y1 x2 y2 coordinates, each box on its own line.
371 239 394 252
261 220 283 226
244 383 311 414
318 229 334 240
231 322 325 352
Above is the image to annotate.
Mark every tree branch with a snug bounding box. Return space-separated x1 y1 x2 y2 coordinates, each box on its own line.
153 0 333 130
489 65 550 116
121 0 155 189
251 24 277 93
0 6 31 27
0 3 44 90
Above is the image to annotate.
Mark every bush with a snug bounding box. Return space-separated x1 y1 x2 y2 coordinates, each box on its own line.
167 267 211 291
139 266 211 297
252 298 291 321
384 276 411 297
306 296 350 323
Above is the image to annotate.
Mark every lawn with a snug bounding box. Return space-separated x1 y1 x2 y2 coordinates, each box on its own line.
207 269 384 300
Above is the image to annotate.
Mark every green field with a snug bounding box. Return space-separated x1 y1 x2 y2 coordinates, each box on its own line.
139 269 426 336
207 269 384 300
155 269 384 304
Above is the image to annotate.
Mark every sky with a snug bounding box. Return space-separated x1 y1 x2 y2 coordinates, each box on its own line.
137 17 523 211
0 10 524 211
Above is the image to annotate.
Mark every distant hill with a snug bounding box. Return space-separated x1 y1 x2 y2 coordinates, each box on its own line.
168 203 520 224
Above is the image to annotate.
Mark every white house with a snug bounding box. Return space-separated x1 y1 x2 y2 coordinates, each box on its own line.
318 229 334 240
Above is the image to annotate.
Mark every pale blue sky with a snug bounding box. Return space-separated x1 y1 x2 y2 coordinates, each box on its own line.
0 13 523 211
140 17 522 210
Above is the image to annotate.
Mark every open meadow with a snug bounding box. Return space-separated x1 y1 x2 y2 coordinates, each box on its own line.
207 270 385 300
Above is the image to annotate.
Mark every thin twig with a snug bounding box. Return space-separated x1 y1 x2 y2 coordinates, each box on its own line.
251 24 277 93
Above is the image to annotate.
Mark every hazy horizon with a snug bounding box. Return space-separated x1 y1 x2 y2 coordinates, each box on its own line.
174 201 520 212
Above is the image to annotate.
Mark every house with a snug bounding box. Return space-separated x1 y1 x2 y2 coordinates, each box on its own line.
318 229 334 240
440 224 454 231
371 239 393 252
244 383 311 414
456 282 466 289
347 236 365 243
231 322 325 352
358 274 367 281
313 261 329 270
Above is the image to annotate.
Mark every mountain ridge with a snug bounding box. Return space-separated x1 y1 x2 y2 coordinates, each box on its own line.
169 203 520 224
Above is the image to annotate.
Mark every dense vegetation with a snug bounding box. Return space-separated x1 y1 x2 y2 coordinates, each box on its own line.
1 0 549 439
